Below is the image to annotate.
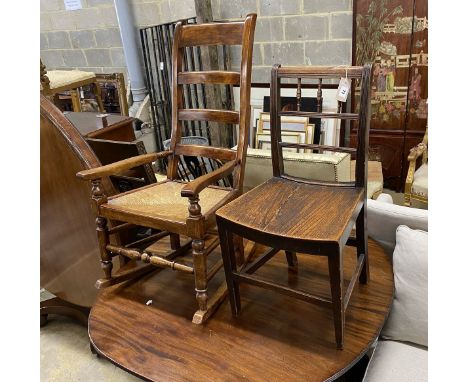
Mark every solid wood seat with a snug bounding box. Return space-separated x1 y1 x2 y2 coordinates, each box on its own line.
101 180 232 234
216 64 372 349
217 177 364 247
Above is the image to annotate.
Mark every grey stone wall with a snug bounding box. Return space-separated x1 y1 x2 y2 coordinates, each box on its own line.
40 0 196 77
41 0 352 83
212 0 353 82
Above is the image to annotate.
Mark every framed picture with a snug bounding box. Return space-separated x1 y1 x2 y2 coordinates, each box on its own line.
263 96 322 144
258 112 308 134
256 132 302 153
95 73 129 116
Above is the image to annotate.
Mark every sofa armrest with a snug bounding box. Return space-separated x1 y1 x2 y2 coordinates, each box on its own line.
376 193 393 204
367 196 428 254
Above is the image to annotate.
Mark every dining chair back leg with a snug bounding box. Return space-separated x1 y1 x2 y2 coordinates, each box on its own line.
328 252 344 349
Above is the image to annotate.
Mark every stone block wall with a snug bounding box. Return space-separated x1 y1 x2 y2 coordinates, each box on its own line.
40 0 196 76
212 0 353 82
40 0 352 83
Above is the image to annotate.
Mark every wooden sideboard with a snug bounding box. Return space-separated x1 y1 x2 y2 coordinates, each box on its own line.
64 111 136 142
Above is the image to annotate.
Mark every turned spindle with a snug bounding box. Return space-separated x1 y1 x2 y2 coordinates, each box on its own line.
317 78 323 112
296 78 302 111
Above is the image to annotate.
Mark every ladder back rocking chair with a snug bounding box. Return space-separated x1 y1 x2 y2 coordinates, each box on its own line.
216 64 372 348
77 14 257 324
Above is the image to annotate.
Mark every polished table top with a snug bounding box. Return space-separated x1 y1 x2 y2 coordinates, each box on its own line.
64 111 134 137
89 239 393 381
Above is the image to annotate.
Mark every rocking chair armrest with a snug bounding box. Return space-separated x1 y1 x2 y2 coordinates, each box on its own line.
181 160 237 198
76 151 172 180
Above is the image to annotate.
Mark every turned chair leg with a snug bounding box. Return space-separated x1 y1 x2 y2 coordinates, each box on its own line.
285 251 298 267
218 223 241 316
96 217 113 280
70 89 82 112
192 238 208 313
356 206 369 284
328 252 344 349
93 82 105 112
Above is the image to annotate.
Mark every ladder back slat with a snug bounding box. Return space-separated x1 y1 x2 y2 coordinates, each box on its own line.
179 22 244 47
179 109 240 124
178 71 240 85
175 144 237 161
277 66 364 79
279 111 359 120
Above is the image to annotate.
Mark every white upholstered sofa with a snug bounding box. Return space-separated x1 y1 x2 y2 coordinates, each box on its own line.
363 194 428 381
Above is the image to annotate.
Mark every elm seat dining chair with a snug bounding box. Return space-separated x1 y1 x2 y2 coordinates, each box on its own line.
77 14 257 324
216 64 372 349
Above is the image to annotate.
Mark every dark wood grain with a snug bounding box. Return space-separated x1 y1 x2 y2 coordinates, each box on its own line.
178 109 240 124
277 65 364 78
217 64 372 348
279 111 359 120
178 71 240 85
217 177 363 247
179 21 244 47
89 239 393 382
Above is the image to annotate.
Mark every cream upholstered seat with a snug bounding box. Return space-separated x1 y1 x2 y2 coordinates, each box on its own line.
411 163 428 197
243 147 383 199
44 70 96 90
40 60 104 112
243 147 351 191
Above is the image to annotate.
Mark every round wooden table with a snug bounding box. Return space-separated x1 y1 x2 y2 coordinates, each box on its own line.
89 239 393 381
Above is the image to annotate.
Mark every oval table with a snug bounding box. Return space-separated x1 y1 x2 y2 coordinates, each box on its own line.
89 239 393 381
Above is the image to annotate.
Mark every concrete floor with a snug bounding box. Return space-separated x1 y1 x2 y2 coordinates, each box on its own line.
41 314 140 381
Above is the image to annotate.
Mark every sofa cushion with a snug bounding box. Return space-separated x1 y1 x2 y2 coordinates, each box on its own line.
363 340 428 382
381 225 428 346
367 198 428 254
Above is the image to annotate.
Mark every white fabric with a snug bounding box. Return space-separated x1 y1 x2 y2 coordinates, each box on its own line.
363 340 428 382
46 70 96 89
367 181 382 199
367 196 428 254
381 226 428 347
376 193 393 204
412 163 428 197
